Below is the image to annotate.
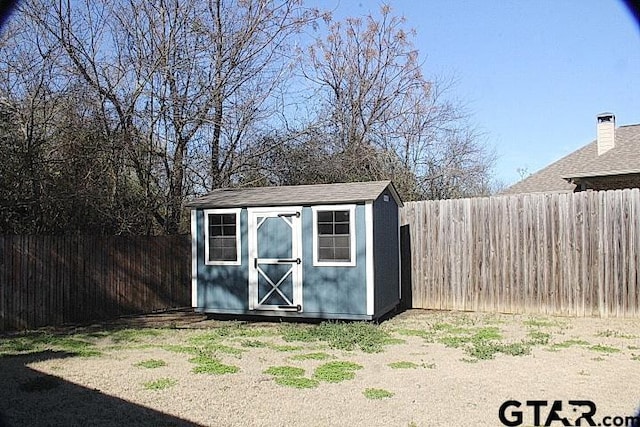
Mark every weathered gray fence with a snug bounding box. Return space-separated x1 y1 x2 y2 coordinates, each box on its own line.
0 235 191 331
400 189 640 317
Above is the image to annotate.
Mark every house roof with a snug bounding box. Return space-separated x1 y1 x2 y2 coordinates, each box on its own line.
186 180 403 208
501 123 640 194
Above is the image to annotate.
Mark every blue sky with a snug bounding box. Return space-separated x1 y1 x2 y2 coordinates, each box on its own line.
321 0 640 187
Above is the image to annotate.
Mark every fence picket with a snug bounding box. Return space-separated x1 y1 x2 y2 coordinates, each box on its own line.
400 189 640 318
0 235 190 331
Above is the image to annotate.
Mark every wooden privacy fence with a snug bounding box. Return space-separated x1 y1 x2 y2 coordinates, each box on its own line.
400 189 640 317
0 235 191 331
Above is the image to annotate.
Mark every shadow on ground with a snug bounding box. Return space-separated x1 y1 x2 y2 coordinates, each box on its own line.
0 350 200 427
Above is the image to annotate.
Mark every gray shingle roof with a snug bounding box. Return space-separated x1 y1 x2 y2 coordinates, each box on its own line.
186 180 403 208
501 123 640 194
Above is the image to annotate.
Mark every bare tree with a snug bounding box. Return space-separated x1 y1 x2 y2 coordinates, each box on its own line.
15 0 319 233
304 5 495 200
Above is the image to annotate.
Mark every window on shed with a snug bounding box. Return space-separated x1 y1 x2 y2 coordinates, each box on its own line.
316 209 351 262
205 209 241 264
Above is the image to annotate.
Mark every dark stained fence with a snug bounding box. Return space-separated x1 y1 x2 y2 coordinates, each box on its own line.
0 235 191 331
400 189 640 317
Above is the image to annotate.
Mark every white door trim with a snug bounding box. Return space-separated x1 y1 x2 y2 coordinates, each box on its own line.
248 206 303 312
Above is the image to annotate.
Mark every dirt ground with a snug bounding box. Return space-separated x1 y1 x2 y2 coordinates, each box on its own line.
1 309 640 427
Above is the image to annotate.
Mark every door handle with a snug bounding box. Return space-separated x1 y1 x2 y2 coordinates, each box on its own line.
277 212 300 218
276 258 301 264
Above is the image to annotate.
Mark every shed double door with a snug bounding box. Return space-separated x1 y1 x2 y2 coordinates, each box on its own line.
248 208 303 312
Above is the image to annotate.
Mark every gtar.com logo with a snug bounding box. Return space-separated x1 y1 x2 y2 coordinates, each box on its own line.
498 400 640 427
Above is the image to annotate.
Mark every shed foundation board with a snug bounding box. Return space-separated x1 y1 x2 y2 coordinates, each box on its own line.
195 308 375 321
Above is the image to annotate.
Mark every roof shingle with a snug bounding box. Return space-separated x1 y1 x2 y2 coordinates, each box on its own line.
186 180 403 208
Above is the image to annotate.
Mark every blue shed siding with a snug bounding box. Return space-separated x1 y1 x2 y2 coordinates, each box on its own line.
194 204 369 317
300 205 367 315
372 189 400 315
195 209 249 311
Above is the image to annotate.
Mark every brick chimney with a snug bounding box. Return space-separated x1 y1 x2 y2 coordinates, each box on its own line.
597 112 615 155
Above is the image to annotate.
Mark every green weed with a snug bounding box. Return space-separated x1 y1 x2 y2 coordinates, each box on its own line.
240 339 267 348
267 344 304 352
162 345 200 355
363 388 394 399
394 328 435 341
274 376 319 388
0 333 102 357
263 365 319 389
432 323 473 335
589 344 620 354
595 329 638 339
289 352 332 361
263 366 305 377
108 328 163 344
527 330 551 345
143 377 177 390
281 322 395 353
523 318 565 328
134 359 167 369
550 339 590 350
314 361 363 383
388 361 419 369
189 354 239 375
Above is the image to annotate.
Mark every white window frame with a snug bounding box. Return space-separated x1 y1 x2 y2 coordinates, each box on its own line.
312 204 356 267
204 208 242 266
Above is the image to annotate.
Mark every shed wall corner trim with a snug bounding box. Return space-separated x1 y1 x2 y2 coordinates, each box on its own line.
365 201 374 315
191 209 198 308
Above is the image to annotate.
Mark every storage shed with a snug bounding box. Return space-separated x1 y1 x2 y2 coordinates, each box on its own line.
187 180 403 320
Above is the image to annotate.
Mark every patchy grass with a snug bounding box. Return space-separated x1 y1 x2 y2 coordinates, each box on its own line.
162 344 200 355
388 361 419 369
432 324 533 361
214 323 278 338
527 330 551 345
143 377 177 390
432 323 474 335
289 352 333 361
363 388 394 399
263 365 319 389
588 344 621 354
0 333 102 357
595 329 638 339
522 318 564 328
550 339 590 350
631 354 640 361
467 341 531 360
313 361 363 383
267 344 304 352
263 366 305 377
134 359 167 369
107 328 164 344
274 376 319 388
188 333 246 356
189 354 239 375
281 322 396 353
239 339 267 348
394 328 435 341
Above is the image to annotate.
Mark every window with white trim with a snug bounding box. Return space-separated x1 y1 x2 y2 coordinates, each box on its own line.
312 205 356 266
204 209 241 265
